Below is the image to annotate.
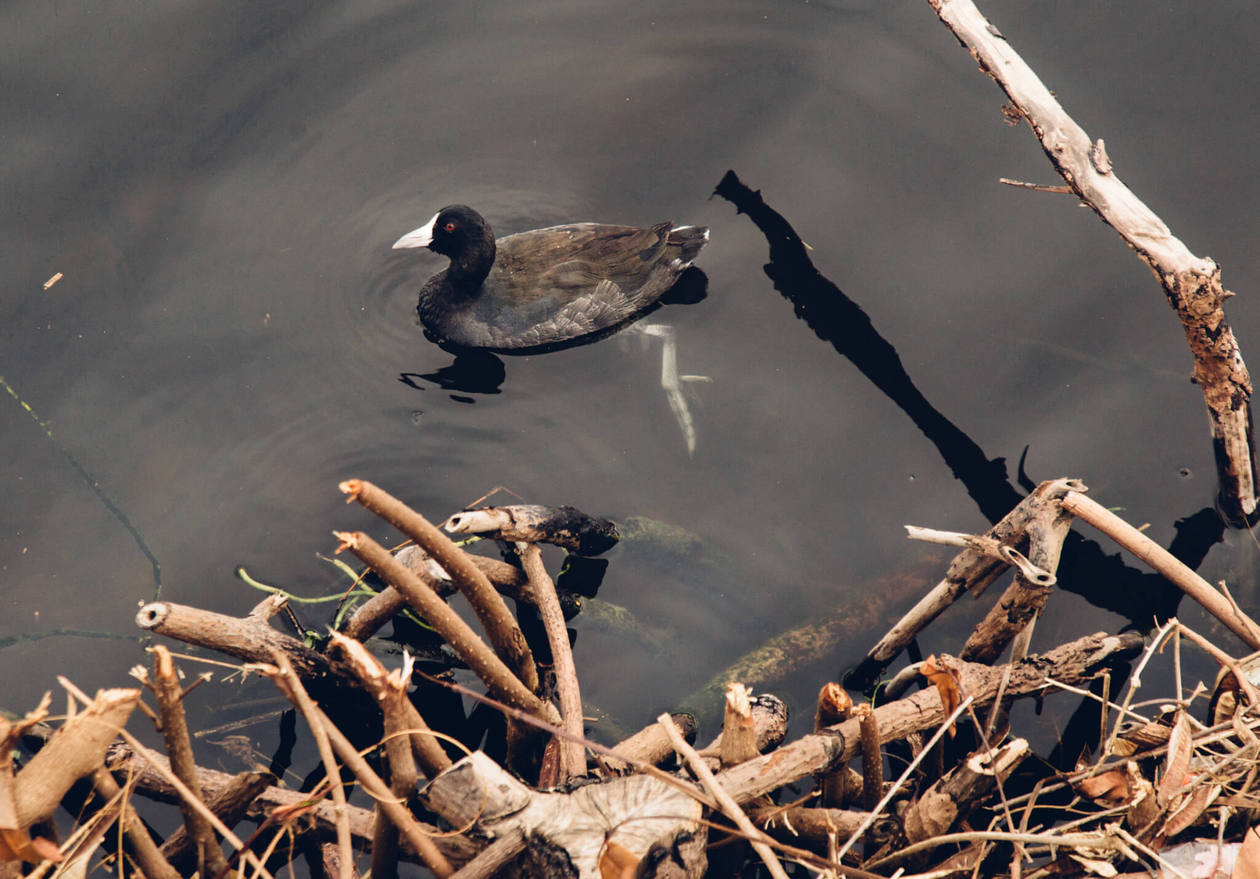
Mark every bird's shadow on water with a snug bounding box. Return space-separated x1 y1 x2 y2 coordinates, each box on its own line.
397 267 708 401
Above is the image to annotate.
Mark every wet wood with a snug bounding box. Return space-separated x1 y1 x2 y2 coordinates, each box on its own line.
715 631 1143 804
340 478 540 691
1062 491 1260 648
149 646 229 879
903 738 1029 843
15 687 140 826
961 494 1072 663
90 767 181 879
719 683 758 767
602 712 696 775
852 478 1084 688
136 594 332 679
928 0 1258 524
336 530 554 722
443 504 619 556
421 750 705 878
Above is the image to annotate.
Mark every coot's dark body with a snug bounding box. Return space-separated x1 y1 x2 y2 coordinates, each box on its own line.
393 205 709 351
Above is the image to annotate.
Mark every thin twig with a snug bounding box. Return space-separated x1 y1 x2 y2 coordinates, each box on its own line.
657 713 790 879
518 541 585 780
260 650 353 879
836 696 975 862
260 653 455 878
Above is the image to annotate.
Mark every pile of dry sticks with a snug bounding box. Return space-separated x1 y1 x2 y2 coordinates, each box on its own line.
6 477 1260 879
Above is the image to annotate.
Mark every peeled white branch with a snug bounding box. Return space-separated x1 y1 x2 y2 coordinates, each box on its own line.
928 0 1258 523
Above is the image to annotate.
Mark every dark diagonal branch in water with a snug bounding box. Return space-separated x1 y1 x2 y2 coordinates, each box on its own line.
713 170 1221 646
714 171 1019 524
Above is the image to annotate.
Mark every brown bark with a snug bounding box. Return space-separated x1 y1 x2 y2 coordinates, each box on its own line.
854 478 1084 687
335 531 553 722
749 804 875 847
1062 491 1260 649
961 494 1072 663
339 479 539 691
90 768 182 879
103 742 479 866
814 682 857 807
150 646 230 879
927 0 1258 524
15 687 139 827
443 504 619 555
264 653 455 878
326 631 452 779
159 770 273 869
602 712 696 775
136 595 331 680
719 683 759 767
519 541 584 781
903 738 1029 843
715 631 1143 804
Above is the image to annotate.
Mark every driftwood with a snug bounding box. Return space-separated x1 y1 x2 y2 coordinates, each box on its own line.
420 751 706 879
328 631 452 780
89 767 180 879
335 530 553 722
927 0 1257 524
261 652 455 878
443 504 619 556
15 686 139 827
518 541 584 782
961 488 1073 663
136 594 331 680
340 479 540 692
902 737 1029 843
148 645 230 879
342 547 528 642
751 804 874 842
716 631 1143 804
101 741 480 866
851 478 1084 688
601 712 696 775
1061 491 1260 649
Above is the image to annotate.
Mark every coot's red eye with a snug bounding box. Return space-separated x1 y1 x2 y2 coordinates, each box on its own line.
444 222 456 232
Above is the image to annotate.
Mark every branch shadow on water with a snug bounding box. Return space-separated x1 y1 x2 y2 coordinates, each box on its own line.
712 170 1223 751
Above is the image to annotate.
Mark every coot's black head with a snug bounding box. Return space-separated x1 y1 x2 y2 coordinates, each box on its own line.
392 204 493 260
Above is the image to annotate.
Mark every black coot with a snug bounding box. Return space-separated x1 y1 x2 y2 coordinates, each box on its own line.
392 205 709 351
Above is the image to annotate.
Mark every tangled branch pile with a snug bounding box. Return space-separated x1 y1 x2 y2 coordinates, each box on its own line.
6 475 1260 879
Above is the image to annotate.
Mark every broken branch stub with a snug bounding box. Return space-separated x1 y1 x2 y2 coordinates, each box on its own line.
444 504 619 556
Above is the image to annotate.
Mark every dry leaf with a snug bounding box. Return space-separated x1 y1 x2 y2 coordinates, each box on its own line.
600 840 639 879
1158 711 1193 808
1160 783 1218 840
1069 853 1118 877
1236 827 1260 879
922 655 962 736
0 827 61 863
1075 769 1131 807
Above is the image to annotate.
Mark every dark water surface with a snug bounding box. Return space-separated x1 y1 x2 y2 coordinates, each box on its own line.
4 0 1259 765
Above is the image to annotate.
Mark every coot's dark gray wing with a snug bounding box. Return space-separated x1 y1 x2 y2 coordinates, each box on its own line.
471 222 694 349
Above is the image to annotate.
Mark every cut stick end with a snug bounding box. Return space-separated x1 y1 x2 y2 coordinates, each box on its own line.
332 530 360 553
